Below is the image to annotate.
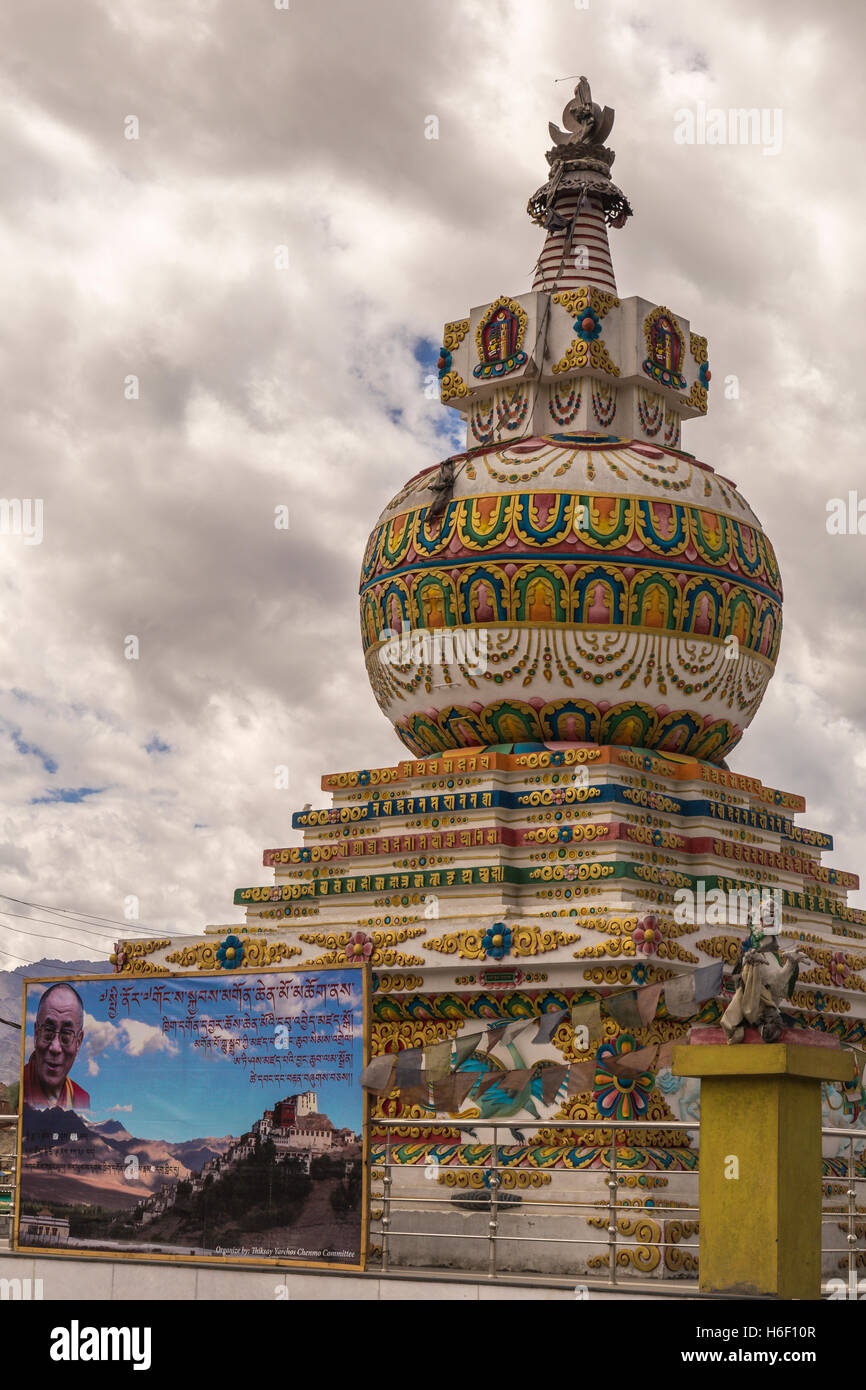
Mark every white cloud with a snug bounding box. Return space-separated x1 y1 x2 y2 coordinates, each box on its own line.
118 1018 179 1058
80 1011 178 1063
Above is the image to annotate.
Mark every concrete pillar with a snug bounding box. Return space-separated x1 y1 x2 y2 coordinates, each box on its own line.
673 1042 856 1299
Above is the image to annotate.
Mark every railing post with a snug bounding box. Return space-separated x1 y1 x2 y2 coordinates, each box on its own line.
381 1128 392 1274
488 1124 499 1280
607 1124 618 1286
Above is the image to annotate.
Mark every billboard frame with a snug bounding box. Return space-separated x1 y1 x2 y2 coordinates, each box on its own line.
13 961 371 1273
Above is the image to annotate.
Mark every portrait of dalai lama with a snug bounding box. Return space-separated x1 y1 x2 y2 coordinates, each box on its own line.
22 983 91 1110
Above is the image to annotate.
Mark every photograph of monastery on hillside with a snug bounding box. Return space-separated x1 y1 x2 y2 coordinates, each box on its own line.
15 968 367 1268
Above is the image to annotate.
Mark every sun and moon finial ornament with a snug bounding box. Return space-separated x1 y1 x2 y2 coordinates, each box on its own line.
548 75 615 153
528 74 633 230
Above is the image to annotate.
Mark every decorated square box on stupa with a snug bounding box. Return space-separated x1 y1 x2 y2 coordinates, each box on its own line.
115 79 866 1271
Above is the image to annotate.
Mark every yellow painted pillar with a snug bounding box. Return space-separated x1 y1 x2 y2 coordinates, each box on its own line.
673 1042 856 1299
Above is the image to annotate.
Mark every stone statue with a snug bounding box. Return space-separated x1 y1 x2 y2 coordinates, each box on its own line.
720 899 810 1043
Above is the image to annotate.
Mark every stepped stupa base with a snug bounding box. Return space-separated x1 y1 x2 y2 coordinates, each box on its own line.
114 742 866 1281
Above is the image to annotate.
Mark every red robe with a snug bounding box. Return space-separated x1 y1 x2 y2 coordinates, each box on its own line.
23 1055 90 1110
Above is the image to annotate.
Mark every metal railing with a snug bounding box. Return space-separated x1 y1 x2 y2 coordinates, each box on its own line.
371 1117 700 1284
1 1111 862 1287
821 1125 866 1292
370 1118 866 1287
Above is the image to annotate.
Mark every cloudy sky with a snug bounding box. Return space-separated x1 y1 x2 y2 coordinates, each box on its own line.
1 0 864 969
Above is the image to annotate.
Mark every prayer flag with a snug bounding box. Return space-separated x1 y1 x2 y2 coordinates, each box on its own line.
424 1040 452 1081
535 1007 569 1044
604 990 643 1031
693 960 724 1003
360 1054 395 1094
637 982 664 1025
607 1044 658 1078
541 1063 569 1105
566 1060 596 1095
453 1032 483 1067
664 973 698 1018
394 1046 423 1090
498 1067 535 1096
432 1072 476 1112
570 1002 604 1043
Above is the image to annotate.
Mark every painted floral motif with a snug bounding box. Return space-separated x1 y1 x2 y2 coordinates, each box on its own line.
633 915 661 956
829 954 850 988
345 931 373 963
594 1034 654 1120
216 934 245 970
482 923 512 960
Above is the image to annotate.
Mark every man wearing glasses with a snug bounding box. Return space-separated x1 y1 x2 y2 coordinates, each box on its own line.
22 983 91 1109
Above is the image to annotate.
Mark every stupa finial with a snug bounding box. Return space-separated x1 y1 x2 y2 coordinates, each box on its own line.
527 75 632 235
549 76 615 155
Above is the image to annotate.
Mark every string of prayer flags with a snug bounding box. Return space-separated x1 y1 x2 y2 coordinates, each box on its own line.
431 1071 477 1112
637 983 664 1025
424 1040 452 1082
364 962 730 1103
566 1060 597 1096
606 1044 659 1079
394 1045 423 1090
603 990 643 1031
534 1006 569 1044
360 1053 395 1094
453 1032 483 1067
541 1062 569 1105
571 1001 604 1043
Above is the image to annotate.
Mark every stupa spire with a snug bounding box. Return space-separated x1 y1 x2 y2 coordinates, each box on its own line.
527 77 632 295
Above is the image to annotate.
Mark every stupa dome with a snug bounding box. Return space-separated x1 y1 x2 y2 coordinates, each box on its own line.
359 81 781 765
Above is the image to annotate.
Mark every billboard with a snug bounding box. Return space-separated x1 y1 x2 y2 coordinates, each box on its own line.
14 965 368 1269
